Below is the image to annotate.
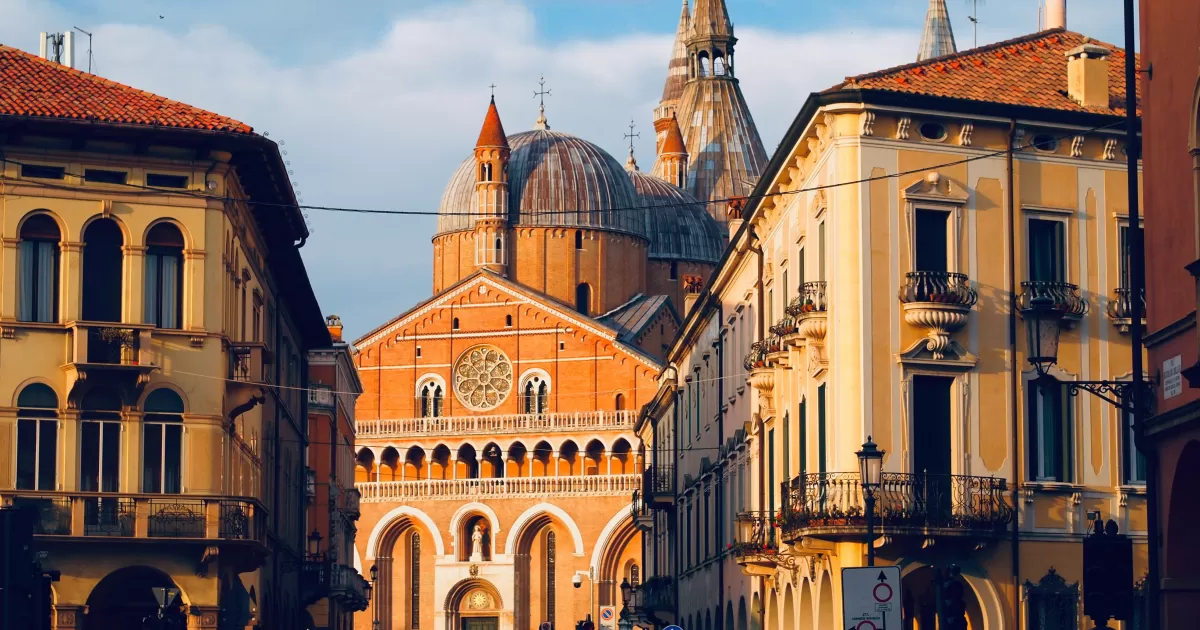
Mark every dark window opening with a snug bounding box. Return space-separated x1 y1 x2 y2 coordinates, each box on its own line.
505 314 513 327
146 174 188 189
420 382 444 418
145 223 185 329
575 283 591 315
1027 377 1073 482
1028 218 1065 283
411 533 421 628
80 387 122 493
18 214 61 323
817 384 828 473
915 209 950 273
575 230 584 249
21 164 65 180
16 384 58 491
82 218 124 322
84 169 128 185
670 261 678 280
452 317 460 330
546 530 557 624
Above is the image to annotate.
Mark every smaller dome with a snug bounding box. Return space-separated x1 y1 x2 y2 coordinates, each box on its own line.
630 171 725 264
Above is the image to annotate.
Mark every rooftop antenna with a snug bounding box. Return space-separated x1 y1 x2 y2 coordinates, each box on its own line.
533 75 551 130
967 0 982 48
73 27 93 73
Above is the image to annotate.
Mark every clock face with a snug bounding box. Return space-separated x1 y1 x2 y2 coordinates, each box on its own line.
469 591 490 609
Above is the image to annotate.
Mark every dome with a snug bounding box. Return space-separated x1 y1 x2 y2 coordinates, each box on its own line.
436 130 646 238
630 170 725 264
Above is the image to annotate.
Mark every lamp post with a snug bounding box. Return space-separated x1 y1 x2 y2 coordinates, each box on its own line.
307 529 323 557
856 437 884 567
618 579 634 630
370 564 379 629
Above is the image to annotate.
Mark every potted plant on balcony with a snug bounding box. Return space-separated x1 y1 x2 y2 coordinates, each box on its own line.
98 327 137 364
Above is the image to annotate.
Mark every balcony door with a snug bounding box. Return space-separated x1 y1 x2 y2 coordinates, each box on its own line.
911 375 953 477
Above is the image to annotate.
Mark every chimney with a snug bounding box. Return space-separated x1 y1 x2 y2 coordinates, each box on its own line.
325 314 344 343
682 275 704 315
1046 0 1066 30
1066 42 1111 108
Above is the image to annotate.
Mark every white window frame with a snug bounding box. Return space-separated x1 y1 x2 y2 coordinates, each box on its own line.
1023 367 1078 484
1023 207 1074 284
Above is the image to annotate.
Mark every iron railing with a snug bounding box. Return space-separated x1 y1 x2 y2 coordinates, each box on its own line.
1106 287 1146 326
1017 281 1089 319
635 575 676 613
10 496 72 535
84 497 135 536
898 271 978 307
148 499 207 537
769 316 798 337
743 340 773 371
86 326 139 364
219 500 265 541
779 472 1012 541
644 462 675 498
785 281 828 317
731 511 777 557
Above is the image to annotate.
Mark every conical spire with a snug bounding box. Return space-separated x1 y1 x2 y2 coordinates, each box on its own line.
917 0 957 61
661 0 691 105
476 96 509 148
689 0 733 40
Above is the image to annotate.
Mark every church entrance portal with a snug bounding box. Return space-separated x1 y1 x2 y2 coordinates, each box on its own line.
463 617 500 630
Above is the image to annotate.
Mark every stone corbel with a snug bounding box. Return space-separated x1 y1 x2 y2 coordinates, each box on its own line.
1071 136 1085 158
959 123 974 146
897 117 912 140
1104 139 1118 160
860 111 876 137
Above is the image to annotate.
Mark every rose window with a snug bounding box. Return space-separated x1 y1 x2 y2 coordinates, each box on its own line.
453 345 513 410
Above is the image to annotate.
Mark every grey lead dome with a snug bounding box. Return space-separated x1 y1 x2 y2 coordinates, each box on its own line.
436 129 647 239
629 170 725 264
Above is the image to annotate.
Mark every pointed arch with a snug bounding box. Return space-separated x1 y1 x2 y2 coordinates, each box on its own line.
504 503 584 556
365 505 445 559
588 504 635 573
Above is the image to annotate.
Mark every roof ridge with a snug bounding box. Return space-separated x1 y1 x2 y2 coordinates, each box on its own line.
840 28 1078 88
0 42 253 133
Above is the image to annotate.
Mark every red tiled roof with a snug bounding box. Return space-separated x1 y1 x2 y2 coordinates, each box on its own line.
828 29 1141 117
0 43 253 134
661 115 686 154
476 97 509 149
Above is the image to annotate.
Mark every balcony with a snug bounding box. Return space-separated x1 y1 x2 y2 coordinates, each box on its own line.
64 324 156 402
785 281 829 343
778 472 1012 545
632 489 653 529
731 512 788 577
743 340 773 371
1 493 268 568
1105 287 1146 334
343 488 361 520
356 473 641 502
1017 281 1089 324
644 463 675 508
330 564 370 611
356 409 637 439
898 272 978 360
630 575 676 626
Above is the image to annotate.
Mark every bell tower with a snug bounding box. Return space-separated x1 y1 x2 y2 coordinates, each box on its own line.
473 96 510 275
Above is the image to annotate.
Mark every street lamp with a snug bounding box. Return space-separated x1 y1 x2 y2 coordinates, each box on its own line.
856 437 884 567
370 564 379 628
1023 295 1064 378
619 578 632 606
618 580 635 630
307 529 323 557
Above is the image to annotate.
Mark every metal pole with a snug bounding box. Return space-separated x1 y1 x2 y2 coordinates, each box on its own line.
1121 0 1158 628
865 490 876 567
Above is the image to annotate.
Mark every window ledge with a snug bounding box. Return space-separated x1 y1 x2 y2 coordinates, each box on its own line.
1023 481 1084 494
1118 484 1147 495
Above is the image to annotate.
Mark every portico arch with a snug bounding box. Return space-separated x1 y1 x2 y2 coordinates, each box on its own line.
505 503 584 556
443 578 505 630
370 507 440 630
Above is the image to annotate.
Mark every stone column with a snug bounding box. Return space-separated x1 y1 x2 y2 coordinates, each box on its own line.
124 245 147 324
53 605 85 630
59 241 83 323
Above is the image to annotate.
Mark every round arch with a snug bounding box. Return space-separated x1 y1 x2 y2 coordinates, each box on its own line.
84 566 190 630
443 577 504 611
505 502 585 556
817 572 834 630
898 560 1004 630
137 383 191 412
783 584 796 630
798 579 813 630
79 212 131 244
449 502 502 552
366 505 446 560
1190 73 1200 149
142 217 194 250
15 209 67 241
766 589 778 630
9 377 63 408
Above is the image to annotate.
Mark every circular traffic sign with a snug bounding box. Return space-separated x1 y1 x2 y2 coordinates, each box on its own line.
873 582 893 603
855 622 877 630
601 609 615 622
665 625 683 630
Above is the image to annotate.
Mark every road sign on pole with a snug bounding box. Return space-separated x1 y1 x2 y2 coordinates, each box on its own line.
599 606 616 630
842 566 902 630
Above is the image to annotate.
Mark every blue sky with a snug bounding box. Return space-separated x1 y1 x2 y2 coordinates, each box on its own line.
2 0 1129 339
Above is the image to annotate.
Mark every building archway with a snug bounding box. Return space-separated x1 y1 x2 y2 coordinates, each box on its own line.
1164 439 1200 624
372 511 438 630
737 596 748 630
83 566 187 630
766 589 778 630
783 585 796 630
900 564 985 630
444 578 504 630
817 573 833 630
798 580 813 630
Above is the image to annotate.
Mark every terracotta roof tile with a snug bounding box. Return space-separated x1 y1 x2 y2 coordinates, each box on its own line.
0 43 252 134
827 29 1141 117
475 97 509 149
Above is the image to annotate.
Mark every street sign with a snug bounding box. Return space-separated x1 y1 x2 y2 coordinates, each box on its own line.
599 606 616 629
842 566 902 630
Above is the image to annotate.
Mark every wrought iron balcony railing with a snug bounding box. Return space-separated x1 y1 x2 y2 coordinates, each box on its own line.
1 492 267 544
731 511 777 557
898 272 978 307
785 281 828 317
743 340 771 371
1105 287 1146 333
1017 281 1089 320
644 463 675 507
769 316 798 338
779 472 1012 543
356 409 636 439
634 575 676 614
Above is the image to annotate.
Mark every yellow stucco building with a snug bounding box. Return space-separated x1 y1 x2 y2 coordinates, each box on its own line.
0 44 332 629
634 23 1148 630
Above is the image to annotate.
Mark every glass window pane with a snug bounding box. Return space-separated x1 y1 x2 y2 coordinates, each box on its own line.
39 420 57 491
81 422 100 492
17 419 36 489
102 422 120 492
165 424 182 493
143 423 162 493
145 253 160 325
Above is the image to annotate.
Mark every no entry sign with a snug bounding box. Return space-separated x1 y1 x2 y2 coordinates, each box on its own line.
841 566 902 630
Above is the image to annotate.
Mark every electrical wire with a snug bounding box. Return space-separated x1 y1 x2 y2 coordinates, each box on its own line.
0 119 1128 219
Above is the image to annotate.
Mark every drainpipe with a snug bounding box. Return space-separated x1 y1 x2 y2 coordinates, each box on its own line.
715 303 725 619
1006 119 1022 629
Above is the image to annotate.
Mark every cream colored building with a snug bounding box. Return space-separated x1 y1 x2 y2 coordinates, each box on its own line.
0 43 332 629
636 23 1148 630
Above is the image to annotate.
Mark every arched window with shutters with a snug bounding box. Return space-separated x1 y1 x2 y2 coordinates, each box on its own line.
80 388 122 492
82 218 124 323
18 214 60 323
16 384 58 490
144 222 185 329
410 531 421 629
143 388 184 493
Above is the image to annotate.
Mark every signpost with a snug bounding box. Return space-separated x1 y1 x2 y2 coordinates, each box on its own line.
842 566 901 630
599 606 616 630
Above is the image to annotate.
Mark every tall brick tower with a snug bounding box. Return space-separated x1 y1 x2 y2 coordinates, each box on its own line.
472 97 510 275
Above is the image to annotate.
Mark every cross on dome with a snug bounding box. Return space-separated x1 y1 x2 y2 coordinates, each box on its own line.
533 76 551 130
624 119 641 172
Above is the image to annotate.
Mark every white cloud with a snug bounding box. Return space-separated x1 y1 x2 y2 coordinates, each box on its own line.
1 0 919 338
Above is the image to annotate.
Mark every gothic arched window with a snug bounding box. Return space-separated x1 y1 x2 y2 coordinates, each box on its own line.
545 530 557 624
522 372 550 415
16 383 58 490
419 378 444 418
410 532 421 629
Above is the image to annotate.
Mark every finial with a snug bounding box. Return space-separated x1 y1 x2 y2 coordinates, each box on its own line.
533 75 552 130
624 119 641 172
489 83 497 100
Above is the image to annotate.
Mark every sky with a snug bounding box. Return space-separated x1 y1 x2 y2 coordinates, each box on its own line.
0 0 1131 340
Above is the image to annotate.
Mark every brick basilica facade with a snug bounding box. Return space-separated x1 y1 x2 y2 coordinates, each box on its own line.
351 3 765 629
